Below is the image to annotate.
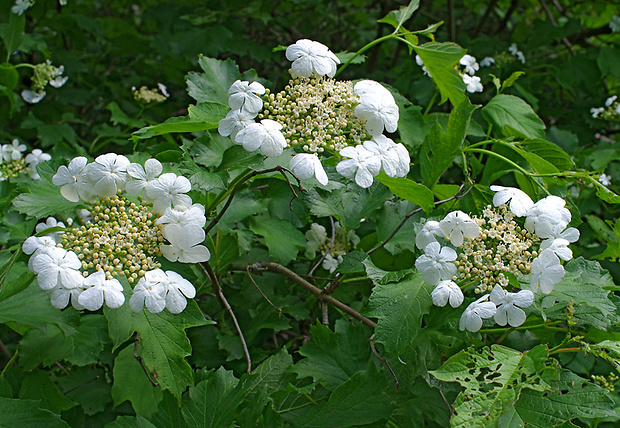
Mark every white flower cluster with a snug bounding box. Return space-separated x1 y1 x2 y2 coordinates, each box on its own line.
305 222 360 273
590 95 620 120
0 139 51 180
23 154 209 315
508 43 526 64
416 53 483 93
217 39 409 189
414 185 579 332
21 60 68 104
132 83 169 104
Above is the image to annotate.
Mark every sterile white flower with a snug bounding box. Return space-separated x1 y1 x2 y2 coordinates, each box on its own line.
25 149 51 179
305 223 327 259
21 89 46 104
322 254 343 273
462 74 483 93
336 145 381 188
53 156 95 202
86 153 130 198
165 271 197 314
524 195 571 237
290 153 329 185
415 242 458 286
354 89 399 136
362 135 409 178
50 284 85 310
160 224 211 263
439 210 480 247
23 236 57 270
538 223 579 261
2 139 27 161
157 83 169 97
49 75 68 88
31 247 83 291
460 54 479 75
234 119 287 158
285 39 340 78
490 285 534 327
431 280 464 308
130 269 168 313
415 55 430 76
459 294 497 332
218 109 256 141
599 173 612 186
490 185 534 217
12 0 31 15
480 57 495 67
228 80 266 114
35 217 66 244
415 220 444 250
605 95 617 107
156 203 206 228
529 249 565 294
591 107 605 118
125 158 163 196
353 80 390 97
79 271 125 311
146 172 192 214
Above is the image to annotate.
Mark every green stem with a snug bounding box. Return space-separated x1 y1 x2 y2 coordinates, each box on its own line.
423 90 439 117
335 33 398 77
205 168 252 214
480 320 564 334
14 63 36 69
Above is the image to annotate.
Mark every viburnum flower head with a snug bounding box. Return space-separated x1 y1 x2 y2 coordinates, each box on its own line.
354 82 399 136
490 185 534 217
285 39 340 78
415 241 457 286
336 145 381 188
415 220 444 250
459 54 479 75
438 210 480 247
234 119 287 158
228 80 265 114
125 158 163 197
79 271 125 311
490 285 534 327
431 280 464 308
53 156 95 202
459 294 497 332
290 153 329 185
87 153 130 198
160 224 211 263
362 135 410 178
529 248 565 294
218 109 256 141
146 172 192 214
31 247 83 291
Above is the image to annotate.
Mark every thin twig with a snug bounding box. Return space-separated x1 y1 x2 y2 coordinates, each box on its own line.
439 390 454 417
321 302 329 326
367 182 474 255
245 265 282 315
202 262 252 374
540 0 575 55
64 376 101 394
369 334 399 391
494 0 519 36
231 262 377 329
474 0 499 37
308 216 336 278
134 333 159 387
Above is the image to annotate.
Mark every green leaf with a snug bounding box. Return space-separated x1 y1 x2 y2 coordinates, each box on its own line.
186 56 255 105
106 102 146 128
291 320 371 390
482 94 545 139
12 162 78 218
132 102 228 140
1 13 25 57
181 368 244 428
378 0 420 31
18 371 77 414
373 174 434 213
105 300 209 400
248 218 306 265
366 273 433 355
112 345 163 418
0 397 69 428
106 416 158 428
149 391 184 428
413 42 467 106
420 98 477 188
362 258 413 285
0 63 19 99
431 345 553 427
501 71 525 92
519 139 574 171
514 369 616 426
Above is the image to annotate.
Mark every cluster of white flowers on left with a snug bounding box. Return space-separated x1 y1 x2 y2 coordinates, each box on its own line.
0 139 51 181
23 154 210 314
591 95 620 120
305 222 360 273
414 185 579 332
218 39 410 188
21 60 68 104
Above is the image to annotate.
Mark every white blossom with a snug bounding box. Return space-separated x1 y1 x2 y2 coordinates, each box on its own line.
336 145 382 188
156 203 206 228
439 210 480 247
599 173 612 186
12 0 31 15
480 57 495 67
611 16 620 33
125 158 163 197
165 271 196 314
79 271 125 311
431 280 464 308
415 55 430 76
415 220 444 250
460 54 479 75
538 223 579 261
234 119 287 158
218 109 256 141
290 153 329 185
2 139 26 161
21 89 46 104
354 89 399 136
146 172 192 214
228 80 265 114
605 95 617 107
529 249 565 294
161 224 211 263
86 153 130 198
52 156 95 202
490 185 534 217
415 242 457 286
31 247 83 291
490 285 534 327
305 223 327 259
362 135 409 178
129 269 168 313
459 294 497 332
285 39 340 78
25 149 51 179
462 74 483 93
525 195 571 237
50 284 85 310
322 254 343 273
35 217 66 244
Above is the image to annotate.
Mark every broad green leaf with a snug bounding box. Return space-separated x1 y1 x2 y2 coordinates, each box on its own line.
18 371 77 414
106 416 158 428
106 102 146 128
431 345 553 428
520 139 574 170
0 397 69 428
502 142 559 174
374 174 434 213
482 94 545 139
0 63 19 99
413 42 467 106
12 162 78 218
181 368 244 428
420 98 477 188
149 391 184 428
189 133 232 168
186 56 256 104
592 218 620 262
112 345 163 418
249 217 306 265
514 369 616 426
362 258 413 285
366 272 433 355
132 102 228 140
1 13 25 57
291 320 372 390
105 300 209 400
378 0 420 31
0 248 29 301
335 251 367 274
374 200 418 255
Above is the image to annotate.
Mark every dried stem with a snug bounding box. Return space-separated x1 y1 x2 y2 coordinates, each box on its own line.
134 332 159 387
369 334 399 391
245 265 282 315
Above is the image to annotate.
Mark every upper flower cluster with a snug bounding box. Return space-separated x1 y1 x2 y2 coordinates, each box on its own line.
217 39 409 189
23 154 209 315
416 53 483 93
414 185 579 332
591 95 620 120
0 139 51 180
21 60 68 104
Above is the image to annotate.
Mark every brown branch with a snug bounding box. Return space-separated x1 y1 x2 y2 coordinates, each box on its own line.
245 265 282 315
367 182 474 255
369 334 399 391
201 262 252 373
133 333 159 387
231 262 377 330
494 0 519 36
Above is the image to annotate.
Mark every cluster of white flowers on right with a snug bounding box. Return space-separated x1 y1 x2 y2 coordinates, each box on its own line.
21 60 68 104
0 139 51 180
508 43 526 64
414 185 579 332
305 222 360 273
217 39 410 189
23 154 209 315
591 95 620 120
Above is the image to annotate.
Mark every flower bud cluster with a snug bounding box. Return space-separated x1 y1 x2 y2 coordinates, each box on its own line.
23 154 210 315
21 60 68 104
305 222 360 273
0 139 51 180
132 83 169 104
591 95 620 120
413 185 579 333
